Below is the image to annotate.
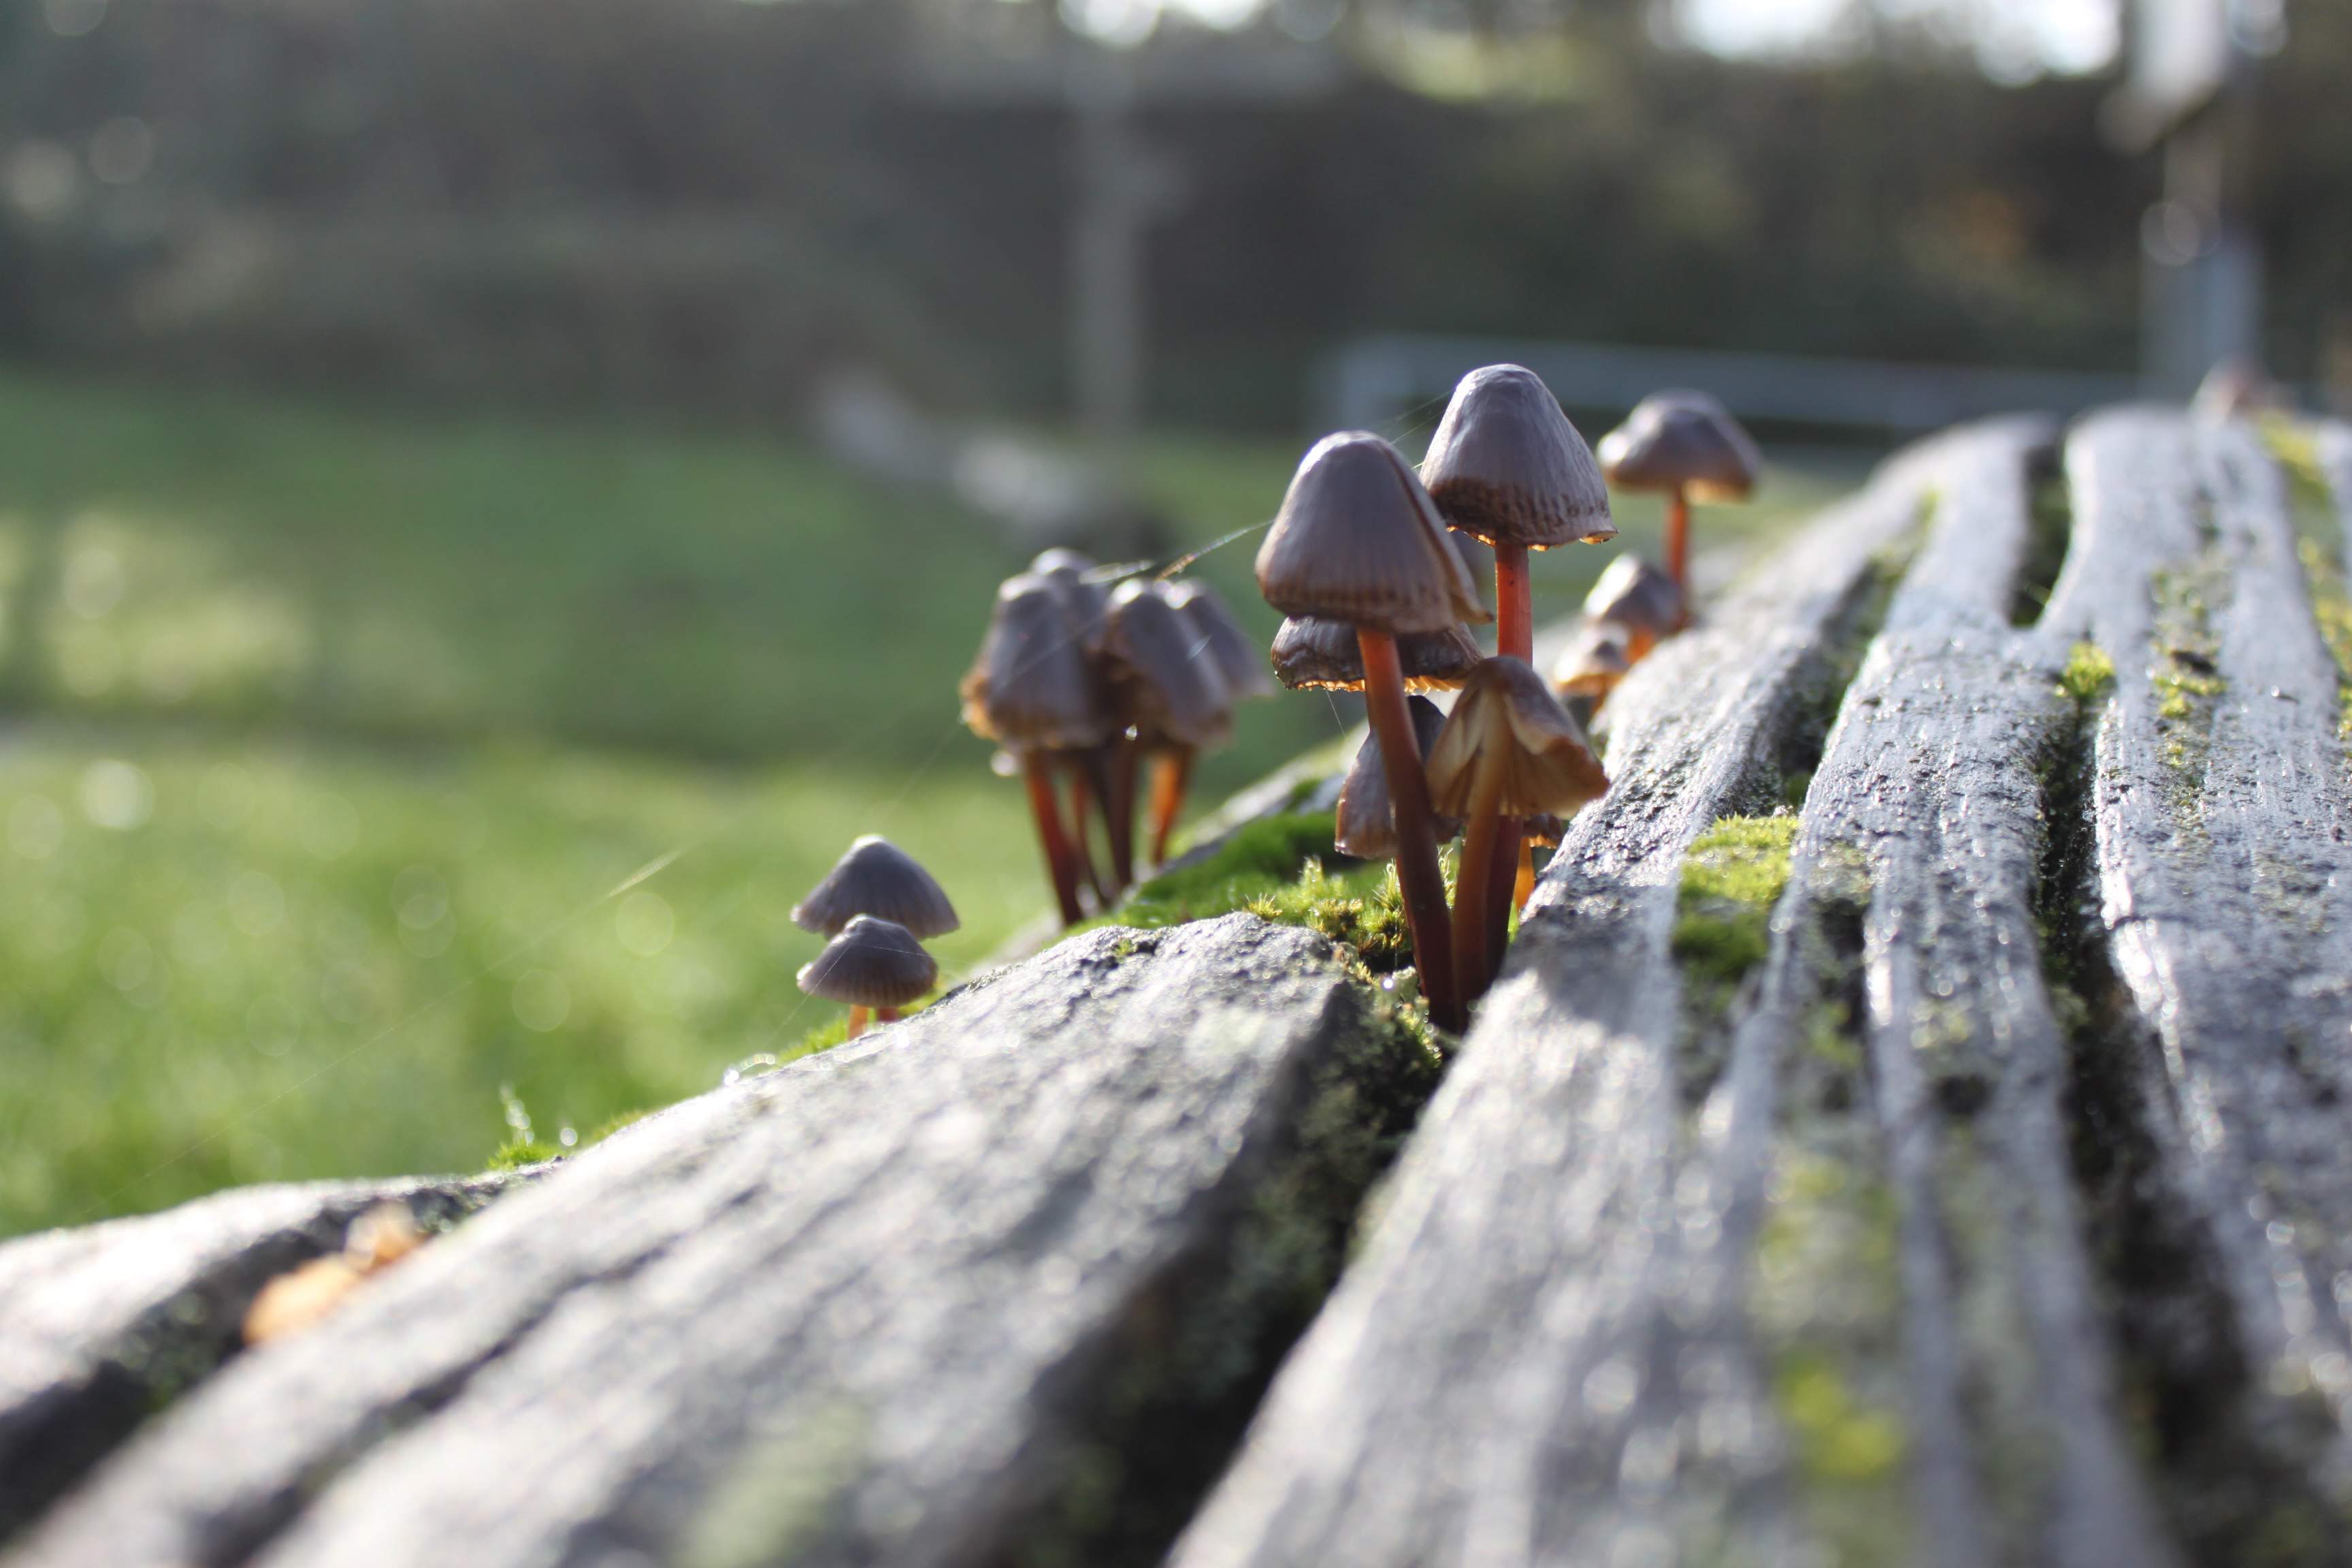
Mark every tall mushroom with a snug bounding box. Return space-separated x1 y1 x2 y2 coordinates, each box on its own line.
1426 656 1610 1004
792 836 960 942
1420 364 1614 968
1147 578 1272 865
960 573 1114 926
1027 549 1117 899
1101 578 1235 872
1582 553 1685 662
1595 391 1761 603
1333 696 1458 860
1257 431 1489 1031
796 915 938 1039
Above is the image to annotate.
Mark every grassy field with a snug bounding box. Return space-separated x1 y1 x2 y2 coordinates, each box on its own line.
0 368 1859 1236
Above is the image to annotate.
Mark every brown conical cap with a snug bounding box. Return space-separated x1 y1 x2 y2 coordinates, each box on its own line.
1420 364 1616 549
791 835 960 940
1596 391 1761 503
1256 432 1488 634
1582 554 1684 644
1160 578 1276 702
1334 695 1460 860
1551 621 1633 700
1030 548 1109 654
1269 617 1484 693
1104 579 1233 749
796 915 938 1009
1425 657 1611 820
960 574 1113 751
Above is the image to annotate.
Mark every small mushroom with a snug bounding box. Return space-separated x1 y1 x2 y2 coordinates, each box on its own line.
1551 621 1634 720
1595 391 1760 604
1102 578 1237 872
1269 616 1484 693
1161 578 1277 702
1258 431 1488 1031
1426 657 1610 1004
1333 696 1458 860
961 574 1115 925
796 914 938 1039
1582 553 1685 663
792 836 960 941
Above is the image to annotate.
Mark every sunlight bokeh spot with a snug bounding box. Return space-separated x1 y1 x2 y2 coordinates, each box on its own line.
512 969 573 1033
80 760 153 830
616 889 676 957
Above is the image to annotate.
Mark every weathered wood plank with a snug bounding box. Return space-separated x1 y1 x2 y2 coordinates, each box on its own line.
2040 410 2352 1531
3 915 1426 1568
1169 434 1955 1568
0 1175 511 1544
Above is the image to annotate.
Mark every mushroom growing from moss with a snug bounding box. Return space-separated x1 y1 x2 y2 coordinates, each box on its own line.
1102 578 1236 873
1333 695 1458 860
792 836 960 941
1269 616 1484 693
1595 391 1759 603
1582 553 1685 663
960 573 1114 926
1426 657 1610 1004
1258 431 1489 1031
796 914 938 1039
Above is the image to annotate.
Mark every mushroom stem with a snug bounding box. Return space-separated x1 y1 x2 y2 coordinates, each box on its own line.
1105 737 1139 890
877 1007 901 1024
1061 754 1111 905
1451 753 1511 1007
1147 746 1195 868
1023 751 1085 926
1485 540 1533 977
1664 485 1691 604
1358 629 1463 1032
1514 842 1537 911
846 1004 871 1040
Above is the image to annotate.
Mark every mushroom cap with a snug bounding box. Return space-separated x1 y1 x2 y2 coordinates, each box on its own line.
1334 695 1460 860
1256 432 1490 634
1269 616 1484 693
1582 553 1684 643
1550 621 1633 699
1420 364 1616 549
1595 391 1761 502
2192 359 2287 422
1030 549 1109 654
1103 579 1234 749
960 574 1115 751
1161 578 1277 702
1425 657 1611 821
796 915 938 1009
791 835 961 940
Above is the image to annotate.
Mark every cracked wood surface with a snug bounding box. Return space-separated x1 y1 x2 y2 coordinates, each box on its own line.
2 916 1403 1568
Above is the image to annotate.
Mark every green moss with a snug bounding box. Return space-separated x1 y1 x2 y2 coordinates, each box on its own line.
2057 641 2114 706
1098 813 1358 931
1673 815 1799 992
2148 553 2230 785
485 1137 559 1171
1244 860 1415 975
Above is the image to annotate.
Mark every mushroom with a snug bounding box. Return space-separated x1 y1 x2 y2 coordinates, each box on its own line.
1333 695 1458 860
1139 578 1273 865
1026 549 1117 900
1102 578 1236 872
792 836 960 941
1420 364 1615 986
1257 431 1489 1031
1269 617 1484 693
1426 657 1610 1004
960 573 1115 926
1582 553 1685 663
796 914 938 1039
1595 391 1760 604
1551 621 1633 722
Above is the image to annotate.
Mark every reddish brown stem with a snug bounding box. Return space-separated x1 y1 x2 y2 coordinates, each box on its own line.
1359 629 1462 1032
877 1006 900 1024
1147 747 1195 868
1024 751 1085 926
1061 754 1109 905
1485 542 1533 977
1665 486 1691 608
1452 755 1510 1007
846 1004 870 1040
1512 840 1537 913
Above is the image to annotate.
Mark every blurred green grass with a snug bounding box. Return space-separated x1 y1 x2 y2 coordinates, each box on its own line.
0 370 1858 1236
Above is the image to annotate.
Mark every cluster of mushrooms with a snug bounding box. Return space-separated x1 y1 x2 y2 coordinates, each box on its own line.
791 836 960 1037
958 549 1275 924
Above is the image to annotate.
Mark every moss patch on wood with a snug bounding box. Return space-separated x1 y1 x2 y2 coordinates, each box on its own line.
1673 816 1800 995
2148 551 2230 788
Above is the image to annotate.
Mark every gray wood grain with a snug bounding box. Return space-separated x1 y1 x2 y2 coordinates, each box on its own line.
3 915 1422 1568
0 1175 511 1543
1170 431 1956 1568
